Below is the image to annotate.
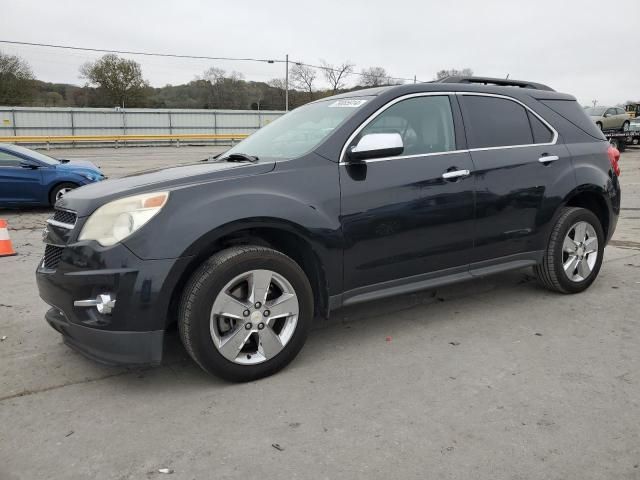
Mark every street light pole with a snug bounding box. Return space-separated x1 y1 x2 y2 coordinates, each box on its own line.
285 54 289 111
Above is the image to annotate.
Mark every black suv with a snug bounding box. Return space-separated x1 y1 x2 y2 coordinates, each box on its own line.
37 76 621 381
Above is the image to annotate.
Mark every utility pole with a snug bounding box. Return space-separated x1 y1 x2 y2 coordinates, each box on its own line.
285 54 289 112
414 75 416 84
592 99 598 108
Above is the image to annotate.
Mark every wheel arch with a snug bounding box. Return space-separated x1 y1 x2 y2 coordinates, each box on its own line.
166 218 333 329
561 186 611 238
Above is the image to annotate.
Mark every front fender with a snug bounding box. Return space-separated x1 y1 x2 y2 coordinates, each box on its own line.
122 154 343 290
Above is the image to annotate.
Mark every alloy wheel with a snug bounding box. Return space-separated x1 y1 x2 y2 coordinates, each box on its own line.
562 221 599 282
55 187 74 201
209 269 299 365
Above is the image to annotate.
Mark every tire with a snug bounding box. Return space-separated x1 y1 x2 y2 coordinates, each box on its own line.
534 207 604 294
622 120 630 132
50 182 78 206
179 245 314 382
596 121 603 131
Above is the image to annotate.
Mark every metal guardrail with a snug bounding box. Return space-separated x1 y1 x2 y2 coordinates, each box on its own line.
0 133 250 148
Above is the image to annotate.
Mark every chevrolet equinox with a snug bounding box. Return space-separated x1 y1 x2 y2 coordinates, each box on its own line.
37 76 622 381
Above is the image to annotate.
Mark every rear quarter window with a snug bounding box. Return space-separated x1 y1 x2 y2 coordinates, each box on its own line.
540 99 606 140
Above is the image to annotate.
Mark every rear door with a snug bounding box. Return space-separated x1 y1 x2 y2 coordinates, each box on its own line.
458 93 570 263
604 108 617 129
0 150 43 204
340 94 476 293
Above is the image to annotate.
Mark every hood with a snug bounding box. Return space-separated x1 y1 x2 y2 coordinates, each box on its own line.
57 160 276 216
55 159 102 174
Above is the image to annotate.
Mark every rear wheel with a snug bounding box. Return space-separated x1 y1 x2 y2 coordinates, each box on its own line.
179 245 313 382
622 120 630 132
50 182 78 206
534 207 604 294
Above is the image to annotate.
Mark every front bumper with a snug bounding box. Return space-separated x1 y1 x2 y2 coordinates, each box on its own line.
36 237 193 366
45 307 164 366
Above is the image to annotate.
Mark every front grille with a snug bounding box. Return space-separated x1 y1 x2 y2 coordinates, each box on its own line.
52 209 77 226
43 245 64 270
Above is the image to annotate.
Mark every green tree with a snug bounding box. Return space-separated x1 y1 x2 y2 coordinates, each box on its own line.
0 51 35 105
80 54 149 107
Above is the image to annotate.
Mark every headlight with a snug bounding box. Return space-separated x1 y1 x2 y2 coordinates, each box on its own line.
78 192 169 246
81 173 100 181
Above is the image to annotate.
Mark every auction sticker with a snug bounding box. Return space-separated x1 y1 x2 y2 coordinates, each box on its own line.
328 99 368 108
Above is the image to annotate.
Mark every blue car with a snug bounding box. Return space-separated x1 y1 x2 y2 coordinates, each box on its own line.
0 143 105 207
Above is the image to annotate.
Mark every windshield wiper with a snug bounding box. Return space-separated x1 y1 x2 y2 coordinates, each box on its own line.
217 153 259 163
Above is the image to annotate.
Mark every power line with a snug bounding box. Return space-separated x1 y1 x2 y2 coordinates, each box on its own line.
0 39 422 83
0 39 281 64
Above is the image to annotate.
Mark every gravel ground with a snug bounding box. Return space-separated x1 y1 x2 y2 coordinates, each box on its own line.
0 145 639 480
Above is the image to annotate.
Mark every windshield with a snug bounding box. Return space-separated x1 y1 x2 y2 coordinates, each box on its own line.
585 107 607 116
3 144 60 165
224 96 372 160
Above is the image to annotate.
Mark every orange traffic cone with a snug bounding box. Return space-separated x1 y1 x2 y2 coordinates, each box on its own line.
0 219 17 257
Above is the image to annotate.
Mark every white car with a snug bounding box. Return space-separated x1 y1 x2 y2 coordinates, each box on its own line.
585 106 630 131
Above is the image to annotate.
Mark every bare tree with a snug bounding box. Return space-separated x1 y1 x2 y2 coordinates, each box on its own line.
201 66 226 84
321 60 354 94
0 51 34 105
290 63 317 100
435 68 473 80
80 54 149 107
360 66 391 87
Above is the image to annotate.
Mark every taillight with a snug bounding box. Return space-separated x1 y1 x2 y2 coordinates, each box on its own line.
607 145 621 176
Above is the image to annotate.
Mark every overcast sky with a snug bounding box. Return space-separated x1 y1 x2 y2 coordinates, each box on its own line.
1 0 638 106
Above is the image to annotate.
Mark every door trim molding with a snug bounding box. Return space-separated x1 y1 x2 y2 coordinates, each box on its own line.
338 91 559 165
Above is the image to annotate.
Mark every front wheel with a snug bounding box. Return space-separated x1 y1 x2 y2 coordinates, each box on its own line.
534 207 604 293
50 182 78 206
622 120 630 132
179 245 314 382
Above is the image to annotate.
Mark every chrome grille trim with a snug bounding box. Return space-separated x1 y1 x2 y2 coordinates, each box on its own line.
49 208 77 229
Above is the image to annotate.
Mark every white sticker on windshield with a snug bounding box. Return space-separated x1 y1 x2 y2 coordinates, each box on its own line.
328 99 368 108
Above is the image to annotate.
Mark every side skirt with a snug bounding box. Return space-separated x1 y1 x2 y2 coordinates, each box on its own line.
329 251 543 311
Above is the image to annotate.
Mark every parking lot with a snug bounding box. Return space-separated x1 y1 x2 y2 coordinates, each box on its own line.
1 145 639 479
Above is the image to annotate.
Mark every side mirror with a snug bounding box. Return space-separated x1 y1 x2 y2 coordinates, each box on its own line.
347 133 404 161
603 113 610 118
20 161 40 169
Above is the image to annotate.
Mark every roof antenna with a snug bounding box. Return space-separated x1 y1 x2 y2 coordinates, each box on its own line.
505 73 510 79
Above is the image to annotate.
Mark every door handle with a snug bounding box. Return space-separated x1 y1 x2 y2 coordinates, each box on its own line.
442 169 471 180
538 155 559 163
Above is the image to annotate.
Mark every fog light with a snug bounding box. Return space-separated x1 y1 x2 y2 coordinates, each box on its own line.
74 294 116 315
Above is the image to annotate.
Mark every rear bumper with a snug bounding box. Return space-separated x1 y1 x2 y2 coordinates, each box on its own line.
45 307 164 366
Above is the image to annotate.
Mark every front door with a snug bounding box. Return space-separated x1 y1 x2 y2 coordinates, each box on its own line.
340 94 475 293
0 150 42 204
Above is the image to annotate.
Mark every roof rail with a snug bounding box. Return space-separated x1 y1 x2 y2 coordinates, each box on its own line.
436 76 555 92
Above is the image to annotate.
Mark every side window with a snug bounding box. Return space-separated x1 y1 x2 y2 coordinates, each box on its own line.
527 111 554 144
616 108 626 115
0 151 21 167
605 108 616 116
461 96 533 148
356 96 456 156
